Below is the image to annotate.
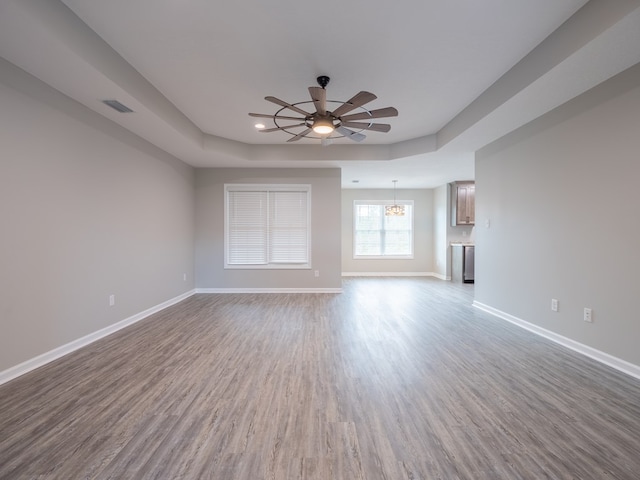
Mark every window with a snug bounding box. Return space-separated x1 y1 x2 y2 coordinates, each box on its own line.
353 200 413 258
225 184 311 268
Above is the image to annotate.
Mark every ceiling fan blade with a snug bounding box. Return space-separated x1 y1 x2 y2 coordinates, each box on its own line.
340 107 398 122
336 126 366 142
259 123 307 133
287 128 313 142
308 86 326 115
249 113 305 121
341 121 391 133
331 91 377 118
265 96 311 116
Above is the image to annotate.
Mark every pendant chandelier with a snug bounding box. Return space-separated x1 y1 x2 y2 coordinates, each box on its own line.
385 180 405 216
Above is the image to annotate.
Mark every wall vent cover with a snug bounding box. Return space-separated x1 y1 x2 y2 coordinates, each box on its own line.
102 99 134 113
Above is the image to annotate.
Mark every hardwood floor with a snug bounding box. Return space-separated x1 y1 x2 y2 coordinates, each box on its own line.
1 277 639 479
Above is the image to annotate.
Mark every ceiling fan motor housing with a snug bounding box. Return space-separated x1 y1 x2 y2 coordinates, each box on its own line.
317 76 330 89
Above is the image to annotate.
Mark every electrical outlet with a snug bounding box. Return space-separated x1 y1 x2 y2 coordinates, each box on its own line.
109 294 115 307
551 298 559 312
314 270 320 277
183 273 187 281
584 308 593 323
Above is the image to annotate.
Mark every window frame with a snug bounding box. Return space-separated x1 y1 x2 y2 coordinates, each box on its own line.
224 183 311 269
353 199 414 259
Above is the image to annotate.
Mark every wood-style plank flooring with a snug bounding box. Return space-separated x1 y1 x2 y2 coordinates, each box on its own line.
1 278 640 479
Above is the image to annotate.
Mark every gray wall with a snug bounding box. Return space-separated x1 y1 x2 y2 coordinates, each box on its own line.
475 62 640 366
195 168 342 289
433 185 448 278
0 61 196 372
341 188 434 275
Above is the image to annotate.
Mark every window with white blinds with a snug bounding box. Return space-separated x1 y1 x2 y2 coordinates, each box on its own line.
225 184 311 268
353 200 414 258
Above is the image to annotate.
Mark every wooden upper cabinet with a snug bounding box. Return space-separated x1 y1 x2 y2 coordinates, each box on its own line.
451 182 475 226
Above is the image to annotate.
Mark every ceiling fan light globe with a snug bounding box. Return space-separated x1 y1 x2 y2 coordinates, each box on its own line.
312 117 335 135
313 125 334 135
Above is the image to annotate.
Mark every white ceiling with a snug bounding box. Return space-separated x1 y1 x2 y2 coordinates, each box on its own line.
1 0 639 188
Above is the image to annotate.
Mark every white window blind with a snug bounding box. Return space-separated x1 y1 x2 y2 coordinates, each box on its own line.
225 184 310 268
353 200 413 258
269 190 308 263
227 190 268 265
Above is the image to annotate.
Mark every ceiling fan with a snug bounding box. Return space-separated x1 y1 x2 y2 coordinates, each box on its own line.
249 76 398 143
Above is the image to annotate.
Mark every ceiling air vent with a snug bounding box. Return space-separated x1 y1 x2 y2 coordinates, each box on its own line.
102 99 134 113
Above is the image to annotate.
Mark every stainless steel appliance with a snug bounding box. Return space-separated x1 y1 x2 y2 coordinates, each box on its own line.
464 246 475 283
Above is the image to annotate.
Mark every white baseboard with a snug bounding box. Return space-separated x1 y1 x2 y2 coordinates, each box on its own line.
473 301 640 381
342 272 444 278
0 289 196 386
196 287 342 293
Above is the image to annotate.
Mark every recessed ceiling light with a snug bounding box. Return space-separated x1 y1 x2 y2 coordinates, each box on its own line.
255 123 266 130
